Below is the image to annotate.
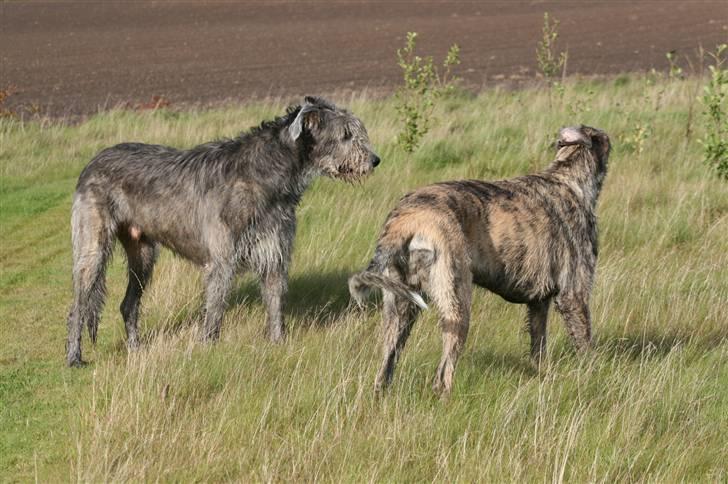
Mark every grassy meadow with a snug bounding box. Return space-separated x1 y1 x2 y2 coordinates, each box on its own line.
1 76 726 482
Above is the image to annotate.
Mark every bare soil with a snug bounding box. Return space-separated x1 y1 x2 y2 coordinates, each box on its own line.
1 1 726 117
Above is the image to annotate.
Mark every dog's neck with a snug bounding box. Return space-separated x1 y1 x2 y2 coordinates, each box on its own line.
234 131 318 211
548 145 606 210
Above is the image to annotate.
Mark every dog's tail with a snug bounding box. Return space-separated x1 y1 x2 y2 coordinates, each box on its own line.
349 270 428 310
349 235 428 310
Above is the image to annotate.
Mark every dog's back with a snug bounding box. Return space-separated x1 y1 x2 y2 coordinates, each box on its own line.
365 173 597 305
78 143 179 187
74 143 219 264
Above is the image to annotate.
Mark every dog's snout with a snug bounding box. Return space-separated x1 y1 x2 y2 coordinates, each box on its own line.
371 153 381 167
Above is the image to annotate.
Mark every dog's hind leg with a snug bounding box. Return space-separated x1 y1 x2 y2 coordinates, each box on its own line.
66 197 114 367
374 268 422 393
527 299 551 363
430 257 472 397
119 230 158 351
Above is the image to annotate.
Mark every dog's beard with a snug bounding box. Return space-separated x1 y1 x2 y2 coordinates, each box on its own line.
319 160 371 182
333 163 370 182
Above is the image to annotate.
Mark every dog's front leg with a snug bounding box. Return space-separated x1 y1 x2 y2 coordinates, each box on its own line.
260 268 288 343
201 260 234 341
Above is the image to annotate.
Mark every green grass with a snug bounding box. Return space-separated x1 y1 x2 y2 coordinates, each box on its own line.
1 76 726 482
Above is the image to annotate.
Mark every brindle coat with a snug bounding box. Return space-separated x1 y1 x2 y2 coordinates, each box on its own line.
66 96 380 367
350 125 610 396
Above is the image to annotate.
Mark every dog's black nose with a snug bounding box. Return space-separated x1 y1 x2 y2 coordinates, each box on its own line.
371 154 381 167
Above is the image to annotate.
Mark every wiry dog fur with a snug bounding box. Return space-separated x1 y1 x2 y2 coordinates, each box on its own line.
350 125 610 396
66 96 380 367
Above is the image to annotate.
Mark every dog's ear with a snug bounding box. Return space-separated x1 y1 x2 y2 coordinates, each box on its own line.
586 127 611 163
290 96 337 141
304 96 336 110
290 105 316 142
304 95 323 106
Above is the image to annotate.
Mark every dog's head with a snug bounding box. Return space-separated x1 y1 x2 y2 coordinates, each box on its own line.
289 96 380 182
556 125 611 177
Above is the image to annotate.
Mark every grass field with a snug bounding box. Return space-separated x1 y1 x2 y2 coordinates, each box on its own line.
1 75 726 482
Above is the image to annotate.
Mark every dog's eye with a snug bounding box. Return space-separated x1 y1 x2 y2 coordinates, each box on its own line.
342 130 352 141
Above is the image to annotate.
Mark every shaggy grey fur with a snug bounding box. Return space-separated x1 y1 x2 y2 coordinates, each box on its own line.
66 96 379 367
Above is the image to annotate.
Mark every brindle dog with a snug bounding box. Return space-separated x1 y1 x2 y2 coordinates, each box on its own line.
350 125 610 396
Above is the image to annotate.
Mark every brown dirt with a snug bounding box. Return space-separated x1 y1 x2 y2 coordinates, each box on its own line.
1 1 726 117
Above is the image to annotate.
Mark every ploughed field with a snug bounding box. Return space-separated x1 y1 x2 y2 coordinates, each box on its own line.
1 1 726 117
1 76 727 481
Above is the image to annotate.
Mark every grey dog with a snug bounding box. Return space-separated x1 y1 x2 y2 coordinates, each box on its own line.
350 125 610 396
66 96 380 367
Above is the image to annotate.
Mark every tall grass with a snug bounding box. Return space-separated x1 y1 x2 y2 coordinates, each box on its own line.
0 76 726 481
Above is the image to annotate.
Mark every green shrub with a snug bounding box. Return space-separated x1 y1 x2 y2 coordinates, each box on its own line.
395 32 460 153
536 12 567 93
699 44 728 179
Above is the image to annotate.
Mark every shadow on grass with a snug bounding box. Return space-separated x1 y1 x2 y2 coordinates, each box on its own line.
230 269 355 329
460 324 727 380
465 348 539 379
107 269 356 356
595 326 727 360
106 306 202 355
145 308 201 343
